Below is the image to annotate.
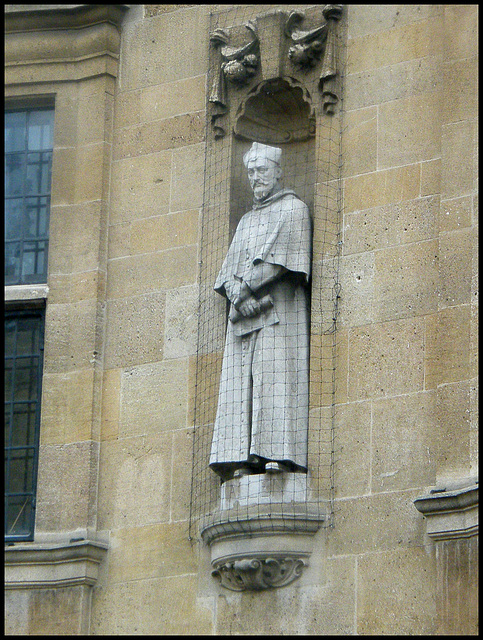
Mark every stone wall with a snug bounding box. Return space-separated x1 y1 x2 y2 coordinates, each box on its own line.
5 4 478 635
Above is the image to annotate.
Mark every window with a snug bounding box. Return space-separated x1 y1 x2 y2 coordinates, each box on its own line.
5 108 54 285
5 308 45 541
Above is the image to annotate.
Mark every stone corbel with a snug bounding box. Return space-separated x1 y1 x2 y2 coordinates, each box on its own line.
212 554 307 591
285 5 343 115
209 21 260 139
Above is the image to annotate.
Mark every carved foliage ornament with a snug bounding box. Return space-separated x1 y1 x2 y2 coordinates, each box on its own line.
212 555 306 591
209 5 343 138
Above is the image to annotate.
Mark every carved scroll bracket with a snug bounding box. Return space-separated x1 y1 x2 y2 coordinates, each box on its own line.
285 4 344 115
208 5 344 138
212 554 307 591
209 21 260 139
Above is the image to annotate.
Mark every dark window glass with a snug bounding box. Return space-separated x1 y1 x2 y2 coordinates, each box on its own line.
4 310 44 541
5 109 54 285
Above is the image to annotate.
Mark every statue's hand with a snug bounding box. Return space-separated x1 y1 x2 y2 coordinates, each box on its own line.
235 296 261 318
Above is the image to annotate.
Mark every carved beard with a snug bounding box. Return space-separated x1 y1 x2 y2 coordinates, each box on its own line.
252 181 275 201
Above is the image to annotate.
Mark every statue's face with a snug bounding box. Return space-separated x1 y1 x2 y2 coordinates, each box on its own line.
247 158 282 201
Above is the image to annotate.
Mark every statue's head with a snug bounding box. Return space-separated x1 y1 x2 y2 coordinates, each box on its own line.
243 142 283 202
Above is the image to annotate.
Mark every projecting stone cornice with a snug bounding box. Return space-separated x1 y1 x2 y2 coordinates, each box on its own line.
4 539 108 590
4 4 129 33
5 4 129 84
414 477 478 541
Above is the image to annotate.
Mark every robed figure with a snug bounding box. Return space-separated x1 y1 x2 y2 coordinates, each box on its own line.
210 142 312 482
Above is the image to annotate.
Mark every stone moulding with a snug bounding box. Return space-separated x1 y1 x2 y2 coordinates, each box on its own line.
4 539 108 590
212 553 307 591
4 4 128 84
413 478 478 541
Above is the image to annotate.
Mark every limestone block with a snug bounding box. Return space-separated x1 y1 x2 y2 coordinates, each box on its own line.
323 400 372 499
371 390 438 493
434 381 471 479
108 222 131 259
131 210 199 255
170 428 194 522
377 91 442 169
101 368 121 441
189 351 224 428
346 5 442 40
97 433 173 530
338 251 374 327
327 490 425 556
43 299 98 374
439 228 474 308
356 547 436 635
348 318 425 401
35 441 96 532
435 536 478 634
74 142 107 203
344 55 443 112
443 5 478 61
90 574 213 635
119 6 208 90
439 195 472 233
50 147 76 206
170 143 205 212
48 270 100 305
115 89 141 129
76 77 115 145
109 150 173 224
347 16 442 74
40 369 95 445
49 201 104 274
441 119 477 199
104 291 166 369
120 359 188 437
114 112 204 160
140 75 206 121
6 585 92 635
106 245 198 299
373 239 439 322
343 195 439 255
50 84 79 149
4 590 29 635
424 306 472 389
108 521 197 584
420 158 441 197
164 284 198 359
341 106 377 178
443 57 478 123
309 327 348 407
343 163 420 214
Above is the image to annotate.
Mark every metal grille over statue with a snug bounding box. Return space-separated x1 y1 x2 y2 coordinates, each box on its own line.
210 142 312 481
189 5 344 592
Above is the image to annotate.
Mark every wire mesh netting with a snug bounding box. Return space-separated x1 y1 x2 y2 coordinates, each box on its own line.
189 4 344 542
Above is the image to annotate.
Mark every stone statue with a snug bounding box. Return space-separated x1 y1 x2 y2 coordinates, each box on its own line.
210 142 312 482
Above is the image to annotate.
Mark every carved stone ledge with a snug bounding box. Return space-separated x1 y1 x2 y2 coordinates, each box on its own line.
200 472 326 591
413 477 478 541
4 538 108 590
212 553 307 591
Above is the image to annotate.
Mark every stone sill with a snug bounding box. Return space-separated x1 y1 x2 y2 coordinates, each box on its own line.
4 539 108 590
5 284 49 304
414 477 478 541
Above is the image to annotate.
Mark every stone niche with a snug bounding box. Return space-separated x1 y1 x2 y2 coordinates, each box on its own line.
196 4 343 592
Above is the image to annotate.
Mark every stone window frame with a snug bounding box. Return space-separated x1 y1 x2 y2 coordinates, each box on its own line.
5 105 55 286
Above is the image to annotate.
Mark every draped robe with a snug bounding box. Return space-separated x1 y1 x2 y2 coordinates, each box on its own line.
209 189 312 475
